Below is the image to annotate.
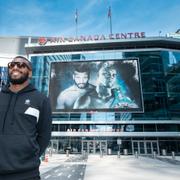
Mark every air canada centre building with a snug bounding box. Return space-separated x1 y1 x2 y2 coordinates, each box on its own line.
25 35 180 155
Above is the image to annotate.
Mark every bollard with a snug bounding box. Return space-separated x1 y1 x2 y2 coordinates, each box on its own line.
83 150 86 157
135 151 138 158
172 151 175 160
153 151 156 159
66 150 69 157
162 149 166 156
117 151 120 158
123 149 128 155
100 151 103 158
49 148 52 157
108 148 112 155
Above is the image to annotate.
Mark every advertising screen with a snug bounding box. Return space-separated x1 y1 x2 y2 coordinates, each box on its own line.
49 59 144 113
0 66 8 91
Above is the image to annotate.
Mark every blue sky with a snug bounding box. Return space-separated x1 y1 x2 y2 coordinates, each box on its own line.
0 0 179 37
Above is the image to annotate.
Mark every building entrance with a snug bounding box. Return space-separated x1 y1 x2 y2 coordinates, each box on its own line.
132 140 159 155
50 139 59 153
81 140 107 154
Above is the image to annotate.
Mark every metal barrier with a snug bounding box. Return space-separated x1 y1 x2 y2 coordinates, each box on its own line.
66 150 69 157
82 150 86 155
108 148 112 155
162 149 167 156
123 149 128 155
49 148 53 157
117 151 121 158
153 151 156 158
135 151 138 158
82 150 87 157
172 151 175 160
100 151 103 158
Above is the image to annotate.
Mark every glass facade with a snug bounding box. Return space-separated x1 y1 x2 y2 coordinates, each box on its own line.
30 48 180 155
31 49 180 121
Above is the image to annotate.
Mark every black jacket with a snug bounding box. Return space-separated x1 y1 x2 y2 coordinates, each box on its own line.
0 84 52 179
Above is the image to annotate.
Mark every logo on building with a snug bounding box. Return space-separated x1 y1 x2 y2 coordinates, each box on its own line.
38 37 48 45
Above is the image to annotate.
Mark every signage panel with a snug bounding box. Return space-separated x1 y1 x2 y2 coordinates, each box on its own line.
49 58 144 113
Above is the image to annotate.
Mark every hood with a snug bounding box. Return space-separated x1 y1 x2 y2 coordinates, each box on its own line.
1 83 36 94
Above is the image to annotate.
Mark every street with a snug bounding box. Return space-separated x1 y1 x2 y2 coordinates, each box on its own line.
41 155 87 180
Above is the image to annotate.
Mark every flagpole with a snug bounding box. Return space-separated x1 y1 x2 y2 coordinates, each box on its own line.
76 21 78 38
110 14 112 34
75 9 78 38
108 6 112 34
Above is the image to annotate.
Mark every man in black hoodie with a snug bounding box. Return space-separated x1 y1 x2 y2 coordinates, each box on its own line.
0 56 52 180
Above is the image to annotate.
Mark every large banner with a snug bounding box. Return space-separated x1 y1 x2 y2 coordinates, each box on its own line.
49 59 144 113
0 66 8 91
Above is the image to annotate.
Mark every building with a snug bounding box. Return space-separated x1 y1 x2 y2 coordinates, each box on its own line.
166 29 180 39
1 35 180 155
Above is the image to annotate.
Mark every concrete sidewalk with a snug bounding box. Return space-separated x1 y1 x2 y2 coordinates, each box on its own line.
40 154 180 180
84 155 180 180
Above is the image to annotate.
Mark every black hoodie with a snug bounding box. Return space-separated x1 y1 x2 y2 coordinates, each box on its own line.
0 84 52 179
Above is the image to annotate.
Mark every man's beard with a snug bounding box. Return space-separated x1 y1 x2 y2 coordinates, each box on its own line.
75 82 88 89
8 72 29 85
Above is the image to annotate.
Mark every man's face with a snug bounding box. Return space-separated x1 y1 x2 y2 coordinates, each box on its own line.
99 68 116 88
73 71 89 89
8 58 32 85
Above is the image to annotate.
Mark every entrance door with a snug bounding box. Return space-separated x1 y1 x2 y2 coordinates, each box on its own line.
50 140 59 153
132 140 159 155
82 140 107 154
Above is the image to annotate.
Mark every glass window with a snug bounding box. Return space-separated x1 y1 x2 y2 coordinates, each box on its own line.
30 49 180 122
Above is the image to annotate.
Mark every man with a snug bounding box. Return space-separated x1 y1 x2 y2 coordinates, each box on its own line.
0 56 52 180
74 62 138 109
56 63 95 109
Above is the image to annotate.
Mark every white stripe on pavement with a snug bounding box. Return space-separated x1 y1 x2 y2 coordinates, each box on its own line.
44 175 51 179
54 169 59 173
67 174 72 178
58 172 63 176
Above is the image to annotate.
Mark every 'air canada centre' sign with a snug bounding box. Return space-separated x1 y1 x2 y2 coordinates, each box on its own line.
38 32 146 45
